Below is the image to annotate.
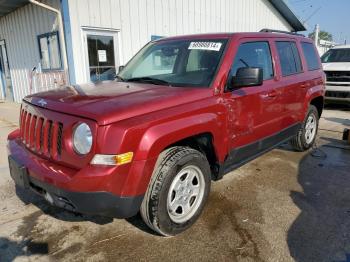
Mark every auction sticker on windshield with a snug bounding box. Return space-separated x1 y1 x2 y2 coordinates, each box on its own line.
188 42 222 51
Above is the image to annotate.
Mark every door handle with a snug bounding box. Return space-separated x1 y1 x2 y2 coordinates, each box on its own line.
260 90 278 99
267 90 278 97
300 83 310 88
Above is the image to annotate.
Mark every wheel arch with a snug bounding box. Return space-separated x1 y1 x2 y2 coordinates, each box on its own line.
310 96 324 118
133 113 227 181
165 132 220 179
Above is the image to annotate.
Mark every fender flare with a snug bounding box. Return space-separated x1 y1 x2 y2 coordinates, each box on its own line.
134 113 226 162
302 86 324 120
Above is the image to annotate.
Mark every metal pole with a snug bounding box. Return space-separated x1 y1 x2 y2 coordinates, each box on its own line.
314 24 320 46
28 0 69 80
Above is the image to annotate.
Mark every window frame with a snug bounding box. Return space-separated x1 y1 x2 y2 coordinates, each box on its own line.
275 40 304 77
37 31 63 71
301 41 321 71
226 40 275 91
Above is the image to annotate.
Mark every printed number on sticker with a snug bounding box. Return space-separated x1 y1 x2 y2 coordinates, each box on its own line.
188 42 222 51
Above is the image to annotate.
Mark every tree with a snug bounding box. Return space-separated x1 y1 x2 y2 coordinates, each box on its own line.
308 30 333 42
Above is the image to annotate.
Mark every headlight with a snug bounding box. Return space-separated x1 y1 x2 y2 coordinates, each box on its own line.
73 123 92 154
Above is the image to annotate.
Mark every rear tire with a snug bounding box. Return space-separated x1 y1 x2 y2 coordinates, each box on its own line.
290 105 319 151
140 147 211 236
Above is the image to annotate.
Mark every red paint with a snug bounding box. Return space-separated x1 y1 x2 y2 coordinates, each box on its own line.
7 32 325 197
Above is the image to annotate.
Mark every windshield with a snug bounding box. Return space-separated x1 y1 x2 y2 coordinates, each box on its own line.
118 39 228 87
321 48 350 63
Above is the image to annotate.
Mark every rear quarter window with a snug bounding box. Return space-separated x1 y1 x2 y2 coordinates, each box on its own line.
301 42 320 71
276 41 303 76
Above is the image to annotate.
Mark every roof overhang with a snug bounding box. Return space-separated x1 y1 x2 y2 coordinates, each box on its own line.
1 0 307 32
0 0 28 17
268 0 306 32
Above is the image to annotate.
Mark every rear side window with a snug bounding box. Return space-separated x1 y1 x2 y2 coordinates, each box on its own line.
231 41 274 80
301 42 321 70
276 41 302 76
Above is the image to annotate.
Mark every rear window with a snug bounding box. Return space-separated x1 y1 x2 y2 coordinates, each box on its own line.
301 42 320 70
276 41 303 76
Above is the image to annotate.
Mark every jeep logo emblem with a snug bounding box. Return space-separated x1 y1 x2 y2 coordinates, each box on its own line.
38 99 47 107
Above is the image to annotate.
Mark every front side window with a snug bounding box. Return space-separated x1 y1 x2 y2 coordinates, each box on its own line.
301 42 321 70
321 48 350 63
276 41 302 76
118 39 227 87
231 41 274 80
38 32 62 70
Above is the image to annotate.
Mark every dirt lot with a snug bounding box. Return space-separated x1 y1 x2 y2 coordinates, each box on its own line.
1 102 350 262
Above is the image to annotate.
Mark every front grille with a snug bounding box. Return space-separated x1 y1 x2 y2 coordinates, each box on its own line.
19 108 64 159
325 71 350 82
326 91 350 98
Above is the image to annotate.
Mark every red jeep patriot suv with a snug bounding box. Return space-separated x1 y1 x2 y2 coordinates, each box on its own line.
7 30 325 236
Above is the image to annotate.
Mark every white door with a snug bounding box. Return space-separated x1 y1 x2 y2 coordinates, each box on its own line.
82 29 120 82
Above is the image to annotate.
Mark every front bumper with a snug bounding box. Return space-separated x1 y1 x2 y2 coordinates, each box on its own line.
7 136 144 218
28 174 143 218
325 83 350 102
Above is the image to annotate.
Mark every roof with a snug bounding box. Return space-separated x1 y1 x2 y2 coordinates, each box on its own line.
332 45 350 49
0 0 28 17
158 32 310 42
0 0 306 32
268 0 306 32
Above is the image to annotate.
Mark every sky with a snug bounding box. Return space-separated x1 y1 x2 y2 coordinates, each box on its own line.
286 0 350 44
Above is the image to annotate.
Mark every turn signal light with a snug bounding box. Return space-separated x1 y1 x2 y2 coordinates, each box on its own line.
115 152 134 165
91 152 134 166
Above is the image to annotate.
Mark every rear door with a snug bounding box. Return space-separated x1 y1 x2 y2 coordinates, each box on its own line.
274 39 305 127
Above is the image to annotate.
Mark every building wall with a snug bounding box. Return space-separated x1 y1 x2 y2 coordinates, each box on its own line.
67 0 293 84
1 0 295 102
0 0 61 102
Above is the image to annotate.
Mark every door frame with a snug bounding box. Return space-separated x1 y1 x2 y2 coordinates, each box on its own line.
81 27 121 83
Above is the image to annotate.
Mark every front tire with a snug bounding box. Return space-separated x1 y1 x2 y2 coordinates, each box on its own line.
140 147 211 236
290 105 319 151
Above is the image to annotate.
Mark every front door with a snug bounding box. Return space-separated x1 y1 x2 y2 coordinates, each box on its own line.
0 40 12 101
223 39 283 167
83 29 119 82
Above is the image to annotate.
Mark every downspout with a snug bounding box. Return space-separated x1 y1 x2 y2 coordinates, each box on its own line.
28 0 69 80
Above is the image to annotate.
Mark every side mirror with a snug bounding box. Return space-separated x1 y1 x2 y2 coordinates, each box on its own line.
231 67 263 89
118 65 125 72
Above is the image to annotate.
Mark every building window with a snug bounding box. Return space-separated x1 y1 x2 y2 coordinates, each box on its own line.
37 32 62 70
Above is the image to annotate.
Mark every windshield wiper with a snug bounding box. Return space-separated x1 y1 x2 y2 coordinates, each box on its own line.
114 74 126 82
125 77 171 86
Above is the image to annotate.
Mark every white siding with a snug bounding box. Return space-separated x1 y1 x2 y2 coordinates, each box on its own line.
0 0 61 102
67 0 293 84
1 0 295 101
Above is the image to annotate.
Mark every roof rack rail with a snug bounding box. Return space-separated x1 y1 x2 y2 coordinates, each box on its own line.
260 28 305 37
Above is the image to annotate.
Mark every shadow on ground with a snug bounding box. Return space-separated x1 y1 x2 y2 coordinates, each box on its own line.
0 237 48 262
325 103 350 112
287 141 350 262
323 117 350 127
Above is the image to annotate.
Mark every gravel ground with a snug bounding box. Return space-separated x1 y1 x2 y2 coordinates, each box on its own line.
0 101 350 262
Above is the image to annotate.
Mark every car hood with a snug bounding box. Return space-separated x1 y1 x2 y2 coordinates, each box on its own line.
322 62 350 71
24 81 211 125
